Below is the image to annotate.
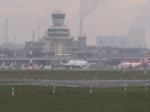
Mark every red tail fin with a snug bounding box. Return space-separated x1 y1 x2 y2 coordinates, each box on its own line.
140 55 148 67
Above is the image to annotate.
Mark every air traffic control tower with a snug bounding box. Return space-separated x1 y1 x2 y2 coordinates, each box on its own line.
45 10 74 56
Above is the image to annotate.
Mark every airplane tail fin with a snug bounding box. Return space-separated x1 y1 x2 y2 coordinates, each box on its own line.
144 54 148 63
140 54 149 67
60 61 67 66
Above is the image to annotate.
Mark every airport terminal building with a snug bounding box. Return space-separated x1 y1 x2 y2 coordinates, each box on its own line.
24 11 95 60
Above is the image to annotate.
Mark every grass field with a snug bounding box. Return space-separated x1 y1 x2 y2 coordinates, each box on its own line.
0 86 150 112
0 70 149 80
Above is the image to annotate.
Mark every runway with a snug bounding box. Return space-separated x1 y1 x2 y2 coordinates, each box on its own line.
0 79 150 88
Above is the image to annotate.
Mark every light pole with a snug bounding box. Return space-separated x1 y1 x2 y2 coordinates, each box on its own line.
98 40 102 68
1 35 4 65
46 49 47 66
14 36 17 66
38 24 40 41
120 40 126 61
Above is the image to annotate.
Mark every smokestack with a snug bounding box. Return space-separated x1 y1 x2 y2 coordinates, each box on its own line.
79 0 104 36
80 19 83 36
32 29 35 42
4 18 8 42
38 24 40 41
80 0 104 18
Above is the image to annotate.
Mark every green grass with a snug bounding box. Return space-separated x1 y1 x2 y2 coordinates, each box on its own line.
0 71 149 112
0 86 150 112
0 70 149 80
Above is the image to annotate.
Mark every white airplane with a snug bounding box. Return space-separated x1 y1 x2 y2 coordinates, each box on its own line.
60 60 95 69
118 56 148 69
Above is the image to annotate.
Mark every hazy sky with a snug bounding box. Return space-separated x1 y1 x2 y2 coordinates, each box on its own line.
0 0 149 47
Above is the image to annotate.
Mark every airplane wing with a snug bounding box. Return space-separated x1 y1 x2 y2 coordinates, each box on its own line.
60 61 68 66
60 61 83 69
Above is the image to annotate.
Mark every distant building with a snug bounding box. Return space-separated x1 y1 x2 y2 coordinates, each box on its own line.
128 29 147 48
96 29 147 48
23 41 44 57
96 35 128 48
66 36 87 59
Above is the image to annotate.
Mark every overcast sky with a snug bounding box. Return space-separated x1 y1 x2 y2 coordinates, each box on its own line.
0 0 149 47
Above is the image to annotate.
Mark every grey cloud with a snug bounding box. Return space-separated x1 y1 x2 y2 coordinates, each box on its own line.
131 0 150 30
80 0 107 18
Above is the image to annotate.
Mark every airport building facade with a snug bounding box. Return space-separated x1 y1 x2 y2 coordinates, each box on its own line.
22 11 149 68
23 11 95 60
96 29 147 49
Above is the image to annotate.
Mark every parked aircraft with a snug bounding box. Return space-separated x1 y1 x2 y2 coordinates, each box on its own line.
118 56 148 69
60 60 95 69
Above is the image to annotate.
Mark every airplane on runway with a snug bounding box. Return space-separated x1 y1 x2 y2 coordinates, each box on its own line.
60 60 95 69
118 55 148 69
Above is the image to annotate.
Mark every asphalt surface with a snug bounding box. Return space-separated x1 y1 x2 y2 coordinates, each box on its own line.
0 79 150 88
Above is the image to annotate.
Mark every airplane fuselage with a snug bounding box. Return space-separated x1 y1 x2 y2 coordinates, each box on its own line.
61 60 88 69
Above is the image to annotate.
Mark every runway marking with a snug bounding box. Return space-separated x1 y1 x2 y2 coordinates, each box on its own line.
53 84 79 88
